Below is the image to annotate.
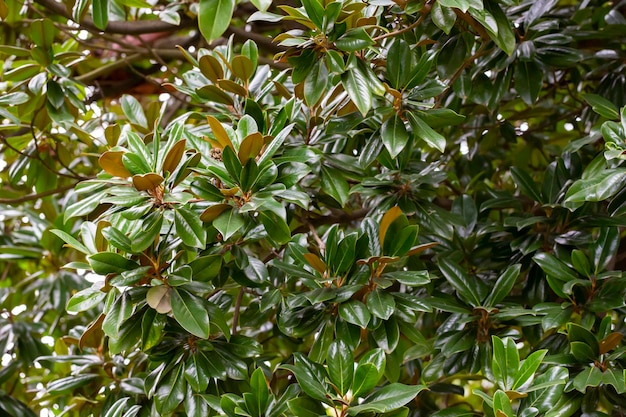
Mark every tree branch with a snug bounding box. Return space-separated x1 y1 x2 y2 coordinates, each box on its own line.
0 183 80 205
34 0 196 35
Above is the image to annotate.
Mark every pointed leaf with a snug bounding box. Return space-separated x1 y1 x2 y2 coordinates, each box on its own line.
171 288 210 339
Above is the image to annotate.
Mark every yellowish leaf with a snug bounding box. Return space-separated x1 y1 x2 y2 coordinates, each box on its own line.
132 173 164 192
200 203 231 222
99 151 131 178
206 115 233 149
238 132 264 165
379 206 402 247
162 139 187 175
304 253 326 275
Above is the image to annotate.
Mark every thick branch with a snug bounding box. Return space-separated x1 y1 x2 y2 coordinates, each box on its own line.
0 183 79 205
34 0 196 35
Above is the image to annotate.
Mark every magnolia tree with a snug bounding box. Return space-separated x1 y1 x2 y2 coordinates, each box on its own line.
2 0 626 415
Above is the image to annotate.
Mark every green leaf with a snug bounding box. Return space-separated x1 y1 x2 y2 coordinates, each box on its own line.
67 285 107 313
384 271 430 287
91 0 109 29
198 0 235 42
304 59 328 107
347 383 426 415
88 252 140 275
47 374 99 394
259 211 291 245
431 1 457 34
484 264 521 307
352 349 386 397
366 289 396 320
175 207 206 249
493 390 514 417
102 291 132 338
592 226 619 274
438 258 482 307
533 252 580 282
515 61 543 105
339 300 371 328
572 366 603 393
247 368 269 416
511 167 543 203
381 113 409 159
387 39 412 89
321 165 349 207
582 94 620 119
327 340 353 396
438 0 482 13
103 398 130 417
155 363 186 414
121 95 148 128
50 229 91 255
185 354 210 392
213 208 245 241
283 353 331 402
335 27 374 53
513 349 547 390
342 65 373 116
0 92 29 105
300 0 324 29
171 288 210 339
407 112 446 152
492 336 519 390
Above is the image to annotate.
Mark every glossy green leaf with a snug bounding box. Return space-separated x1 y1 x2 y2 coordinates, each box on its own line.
533 252 580 282
484 264 521 307
381 113 409 159
438 0 482 13
492 336 519 390
352 349 386 398
335 27 374 53
347 383 426 415
494 390 514 417
213 208 245 241
582 94 620 119
515 61 543 105
283 353 330 402
366 289 396 320
171 288 210 339
327 340 353 396
339 300 371 328
407 112 446 152
438 258 482 307
198 0 235 42
342 65 373 116
155 363 186 414
321 165 349 206
513 349 548 390
174 206 205 249
259 211 291 245
88 252 140 275
67 285 107 313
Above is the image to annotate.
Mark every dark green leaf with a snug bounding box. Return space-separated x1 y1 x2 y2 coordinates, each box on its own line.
171 288 210 339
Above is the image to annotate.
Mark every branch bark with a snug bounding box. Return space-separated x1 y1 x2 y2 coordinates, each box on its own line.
34 0 196 35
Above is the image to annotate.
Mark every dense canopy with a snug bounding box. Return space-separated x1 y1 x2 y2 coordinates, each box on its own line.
2 0 626 416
